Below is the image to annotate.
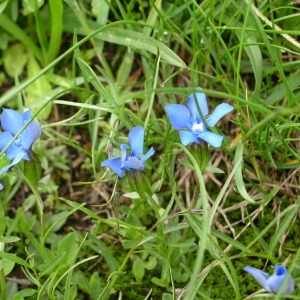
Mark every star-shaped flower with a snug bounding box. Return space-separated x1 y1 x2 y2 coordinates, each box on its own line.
0 109 41 189
244 265 295 294
101 126 155 178
165 88 233 147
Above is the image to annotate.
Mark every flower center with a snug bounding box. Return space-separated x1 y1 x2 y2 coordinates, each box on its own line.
191 122 205 135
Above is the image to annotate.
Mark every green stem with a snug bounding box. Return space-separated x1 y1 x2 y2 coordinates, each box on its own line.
0 241 6 300
175 143 209 300
0 268 6 300
18 167 44 241
0 198 6 300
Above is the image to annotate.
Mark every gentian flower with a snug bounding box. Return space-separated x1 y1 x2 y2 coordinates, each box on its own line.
101 126 155 178
244 265 295 294
0 109 41 189
165 88 233 147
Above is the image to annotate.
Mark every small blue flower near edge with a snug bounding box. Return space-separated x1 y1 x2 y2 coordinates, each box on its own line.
101 126 155 178
0 109 41 190
165 88 234 147
244 265 295 294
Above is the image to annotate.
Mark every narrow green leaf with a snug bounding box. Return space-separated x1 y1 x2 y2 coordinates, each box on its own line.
0 236 20 243
211 231 248 252
76 57 115 104
265 72 300 105
0 200 6 237
63 17 186 68
0 252 30 268
248 216 269 253
116 48 135 88
87 234 119 272
143 0 161 36
26 231 45 259
47 0 63 63
268 202 299 254
97 28 187 68
0 1 9 14
233 142 255 203
11 288 36 298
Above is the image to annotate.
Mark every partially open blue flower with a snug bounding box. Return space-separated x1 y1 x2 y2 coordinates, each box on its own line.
0 109 41 189
101 126 155 178
165 88 233 147
244 265 295 294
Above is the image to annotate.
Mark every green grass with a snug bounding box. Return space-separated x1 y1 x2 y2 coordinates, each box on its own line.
0 0 300 299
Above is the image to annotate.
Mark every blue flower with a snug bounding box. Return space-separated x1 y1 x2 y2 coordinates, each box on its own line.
244 265 295 294
0 109 41 189
101 126 155 178
165 88 233 147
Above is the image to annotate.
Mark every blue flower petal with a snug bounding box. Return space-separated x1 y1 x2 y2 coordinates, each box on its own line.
0 131 13 150
179 131 200 146
244 266 270 289
1 109 24 135
122 157 144 170
101 157 124 178
197 131 224 147
264 266 295 294
140 147 155 163
20 122 41 150
166 104 192 130
186 88 208 121
264 274 285 293
285 276 295 294
22 110 31 121
128 126 144 157
0 131 28 160
20 110 42 146
206 103 234 127
0 152 26 175
0 183 3 190
6 145 29 160
1 109 41 156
